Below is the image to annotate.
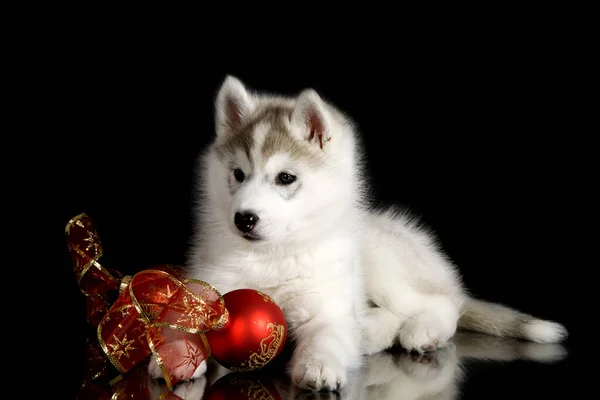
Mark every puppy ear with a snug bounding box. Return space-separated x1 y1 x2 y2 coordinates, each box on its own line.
290 89 331 149
215 75 255 137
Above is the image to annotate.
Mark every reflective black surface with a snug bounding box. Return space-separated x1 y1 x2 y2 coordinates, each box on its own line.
71 329 578 399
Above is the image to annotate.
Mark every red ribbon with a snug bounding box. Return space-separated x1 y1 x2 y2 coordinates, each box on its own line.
66 213 228 390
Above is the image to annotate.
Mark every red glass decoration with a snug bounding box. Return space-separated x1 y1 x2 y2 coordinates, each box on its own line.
205 289 287 372
66 212 288 398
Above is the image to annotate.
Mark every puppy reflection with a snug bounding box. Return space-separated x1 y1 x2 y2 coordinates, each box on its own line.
358 331 568 400
360 345 459 400
276 343 458 399
278 331 567 400
162 331 567 400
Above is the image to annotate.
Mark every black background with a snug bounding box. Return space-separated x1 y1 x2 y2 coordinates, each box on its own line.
28 17 590 398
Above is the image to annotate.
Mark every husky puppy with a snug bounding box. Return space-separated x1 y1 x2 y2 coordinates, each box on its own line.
151 76 567 392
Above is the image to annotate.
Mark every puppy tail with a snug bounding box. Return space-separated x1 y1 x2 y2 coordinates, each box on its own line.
458 297 568 344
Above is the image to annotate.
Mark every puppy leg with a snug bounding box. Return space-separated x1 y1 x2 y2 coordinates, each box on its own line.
361 306 405 355
397 295 459 353
289 316 361 392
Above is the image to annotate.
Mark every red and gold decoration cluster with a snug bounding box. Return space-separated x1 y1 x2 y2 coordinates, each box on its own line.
67 213 287 399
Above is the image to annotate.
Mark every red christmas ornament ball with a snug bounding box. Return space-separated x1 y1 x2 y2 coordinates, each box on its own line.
205 289 287 372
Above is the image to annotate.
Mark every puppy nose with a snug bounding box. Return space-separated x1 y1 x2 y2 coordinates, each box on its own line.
234 211 259 233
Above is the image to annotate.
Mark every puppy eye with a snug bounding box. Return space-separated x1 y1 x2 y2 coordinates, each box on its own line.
277 172 296 185
233 168 245 182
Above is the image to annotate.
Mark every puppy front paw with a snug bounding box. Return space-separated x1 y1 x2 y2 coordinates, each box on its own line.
291 354 346 392
398 313 454 353
148 355 207 380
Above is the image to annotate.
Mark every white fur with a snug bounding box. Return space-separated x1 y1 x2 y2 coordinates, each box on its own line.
522 320 569 344
149 75 568 393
